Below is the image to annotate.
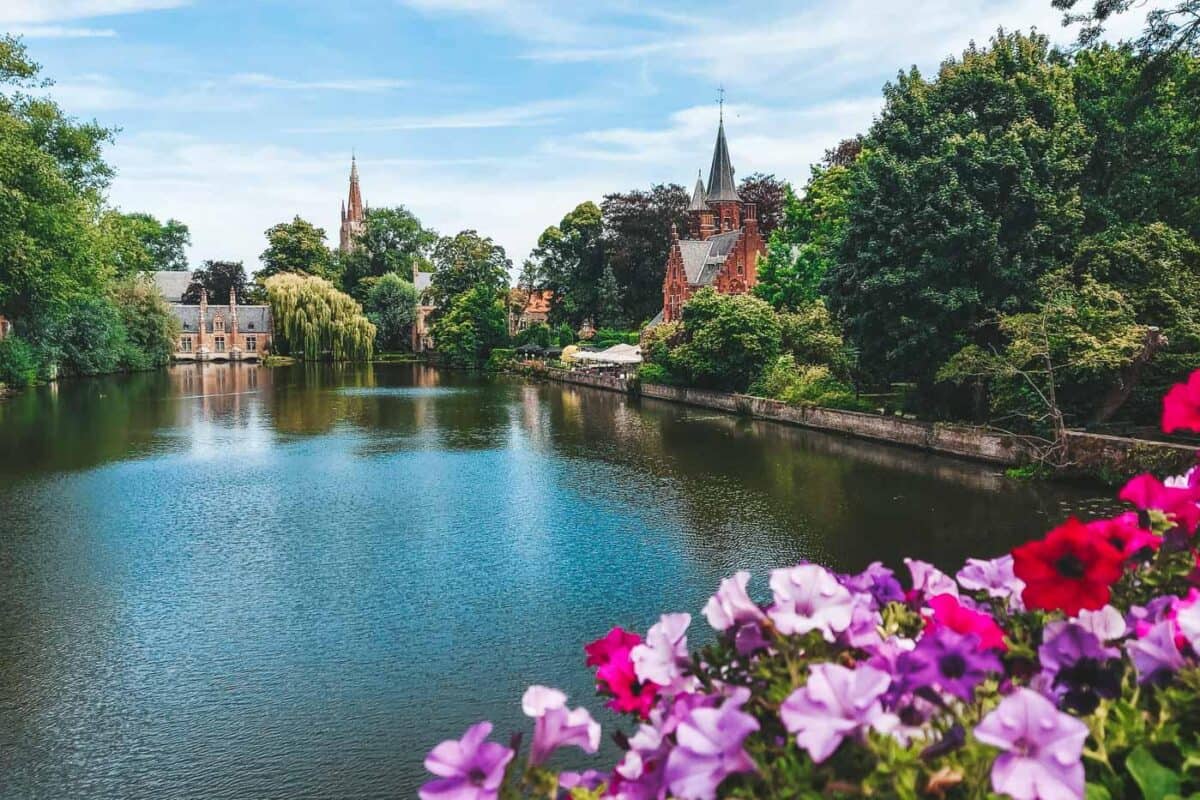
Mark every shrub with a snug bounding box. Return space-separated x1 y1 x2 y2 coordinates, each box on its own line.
514 322 553 348
672 289 782 392
421 370 1200 800
485 347 515 371
750 354 868 410
0 335 37 387
636 362 678 386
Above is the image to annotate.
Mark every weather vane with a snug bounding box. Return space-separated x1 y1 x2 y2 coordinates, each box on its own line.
717 85 725 122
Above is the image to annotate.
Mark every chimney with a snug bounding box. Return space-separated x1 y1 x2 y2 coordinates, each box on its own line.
229 286 239 345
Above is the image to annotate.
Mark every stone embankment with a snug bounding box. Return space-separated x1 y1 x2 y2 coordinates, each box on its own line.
525 366 1196 480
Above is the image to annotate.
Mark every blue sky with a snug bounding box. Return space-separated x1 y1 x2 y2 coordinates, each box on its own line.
2 0 1160 274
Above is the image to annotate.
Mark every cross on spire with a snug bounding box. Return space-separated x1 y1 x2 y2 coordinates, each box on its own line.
717 85 725 123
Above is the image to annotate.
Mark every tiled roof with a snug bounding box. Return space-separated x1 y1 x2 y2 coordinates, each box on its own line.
151 270 193 302
171 304 272 334
523 290 553 315
678 229 742 286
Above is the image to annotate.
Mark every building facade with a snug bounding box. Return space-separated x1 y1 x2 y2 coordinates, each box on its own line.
412 266 434 353
151 272 274 361
339 155 366 253
658 116 765 324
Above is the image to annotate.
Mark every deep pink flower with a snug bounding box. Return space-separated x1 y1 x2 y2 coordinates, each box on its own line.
420 722 514 800
780 663 896 763
521 686 600 766
974 689 1087 800
1085 513 1160 561
585 627 642 667
1120 474 1200 535
1163 370 1200 433
924 594 1007 651
663 689 759 800
702 571 766 632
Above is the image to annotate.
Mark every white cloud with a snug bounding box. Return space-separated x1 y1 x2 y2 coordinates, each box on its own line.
46 73 259 112
7 25 118 38
0 0 188 24
289 98 581 133
230 73 411 92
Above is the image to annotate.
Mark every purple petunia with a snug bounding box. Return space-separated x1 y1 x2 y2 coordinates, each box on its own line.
767 564 854 641
663 688 759 800
1074 605 1126 642
702 571 766 632
896 627 1001 702
521 685 601 766
632 613 697 695
956 554 1025 609
974 688 1088 800
780 663 896 763
905 558 959 601
611 723 669 800
1037 622 1122 714
420 722 515 800
840 561 906 608
1128 620 1186 684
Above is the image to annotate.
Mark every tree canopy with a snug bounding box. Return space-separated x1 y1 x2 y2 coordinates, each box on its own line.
182 260 251 304
340 206 437 300
259 216 334 281
264 273 375 361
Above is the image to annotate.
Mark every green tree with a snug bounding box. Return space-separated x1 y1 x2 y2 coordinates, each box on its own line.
526 202 606 327
182 260 250 304
430 285 509 368
100 211 190 275
824 31 1091 388
259 216 334 281
594 263 624 329
756 164 853 310
601 184 689 324
1053 0 1200 55
365 272 418 351
264 273 375 361
428 229 510 314
671 288 782 391
340 206 436 299
777 300 855 380
110 275 180 369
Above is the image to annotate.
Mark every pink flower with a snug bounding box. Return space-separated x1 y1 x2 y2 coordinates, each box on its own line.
585 627 642 667
1120 474 1200 535
780 663 895 763
702 571 766 632
587 627 661 718
421 722 515 800
663 689 759 800
905 558 959 600
974 689 1087 800
767 564 855 641
1085 513 1160 561
521 686 601 766
1162 370 1200 433
924 594 1007 651
632 613 697 695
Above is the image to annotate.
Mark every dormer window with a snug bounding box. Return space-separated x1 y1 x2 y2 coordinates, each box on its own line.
214 316 225 332
247 322 255 330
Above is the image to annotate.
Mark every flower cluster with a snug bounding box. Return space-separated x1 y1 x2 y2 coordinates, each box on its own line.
422 371 1200 800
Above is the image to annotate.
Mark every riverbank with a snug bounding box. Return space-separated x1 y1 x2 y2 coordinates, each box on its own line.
522 365 1196 483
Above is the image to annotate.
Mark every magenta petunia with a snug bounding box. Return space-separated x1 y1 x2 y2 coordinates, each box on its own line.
663 689 759 800
1119 474 1200 535
767 564 854 641
420 722 515 800
780 663 895 763
974 688 1088 800
1162 369 1200 433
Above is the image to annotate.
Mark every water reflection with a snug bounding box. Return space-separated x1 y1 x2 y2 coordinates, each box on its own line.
0 363 1113 799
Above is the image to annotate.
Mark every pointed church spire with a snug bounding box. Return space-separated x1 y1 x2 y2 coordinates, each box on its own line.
705 117 740 203
688 170 708 211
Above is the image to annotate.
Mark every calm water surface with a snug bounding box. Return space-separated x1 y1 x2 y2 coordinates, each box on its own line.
0 363 1115 798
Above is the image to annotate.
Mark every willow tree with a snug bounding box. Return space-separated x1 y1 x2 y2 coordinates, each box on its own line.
264 273 375 361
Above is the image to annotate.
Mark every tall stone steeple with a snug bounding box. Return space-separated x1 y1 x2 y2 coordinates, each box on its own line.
339 154 366 253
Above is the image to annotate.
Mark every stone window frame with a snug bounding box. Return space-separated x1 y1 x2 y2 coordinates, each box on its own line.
214 336 226 353
180 336 192 353
245 336 257 352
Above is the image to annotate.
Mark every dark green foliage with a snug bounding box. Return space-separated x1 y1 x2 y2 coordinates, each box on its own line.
259 216 335 281
101 211 191 275
339 207 436 300
50 295 127 377
364 272 418 351
429 230 510 316
514 323 553 348
600 184 689 325
671 288 781 392
111 276 180 369
824 31 1091 389
526 202 606 328
0 335 36 386
431 285 509 368
182 260 250 304
736 173 789 238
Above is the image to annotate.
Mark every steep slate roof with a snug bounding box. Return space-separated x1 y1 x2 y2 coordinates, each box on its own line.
152 270 193 302
172 304 272 334
677 229 742 286
705 120 740 203
688 174 708 211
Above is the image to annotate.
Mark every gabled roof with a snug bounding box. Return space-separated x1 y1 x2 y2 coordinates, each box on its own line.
172 304 272 334
705 120 740 203
688 174 708 211
151 270 193 302
677 229 742 286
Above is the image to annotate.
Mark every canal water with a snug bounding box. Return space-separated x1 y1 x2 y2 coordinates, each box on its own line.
0 363 1116 798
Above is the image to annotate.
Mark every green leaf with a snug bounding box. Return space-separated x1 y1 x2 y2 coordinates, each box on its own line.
1086 783 1113 800
1126 746 1182 799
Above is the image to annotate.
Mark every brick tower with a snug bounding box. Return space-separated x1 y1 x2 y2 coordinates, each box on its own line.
339 154 365 253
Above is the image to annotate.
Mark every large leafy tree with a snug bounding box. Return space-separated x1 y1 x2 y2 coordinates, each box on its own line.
259 216 334 281
824 31 1091 388
1053 0 1200 55
182 260 250 304
526 201 606 327
264 273 375 361
671 288 782 392
340 206 436 300
100 211 191 275
600 183 689 325
430 285 509 368
365 272 419 351
736 173 789 238
428 229 510 314
110 276 180 369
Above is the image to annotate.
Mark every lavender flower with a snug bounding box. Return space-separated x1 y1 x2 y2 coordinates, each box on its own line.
840 561 905 607
896 627 1001 702
767 564 854 641
1038 622 1122 714
420 722 515 800
1128 620 1186 684
521 685 600 766
632 613 697 695
1174 592 1200 651
780 663 896 763
974 689 1088 800
702 571 766 632
663 689 759 800
956 554 1024 609
612 724 669 800
905 558 959 600
1074 605 1126 642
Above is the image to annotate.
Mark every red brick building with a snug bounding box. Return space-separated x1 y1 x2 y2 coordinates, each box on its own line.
339 155 365 253
658 117 765 324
